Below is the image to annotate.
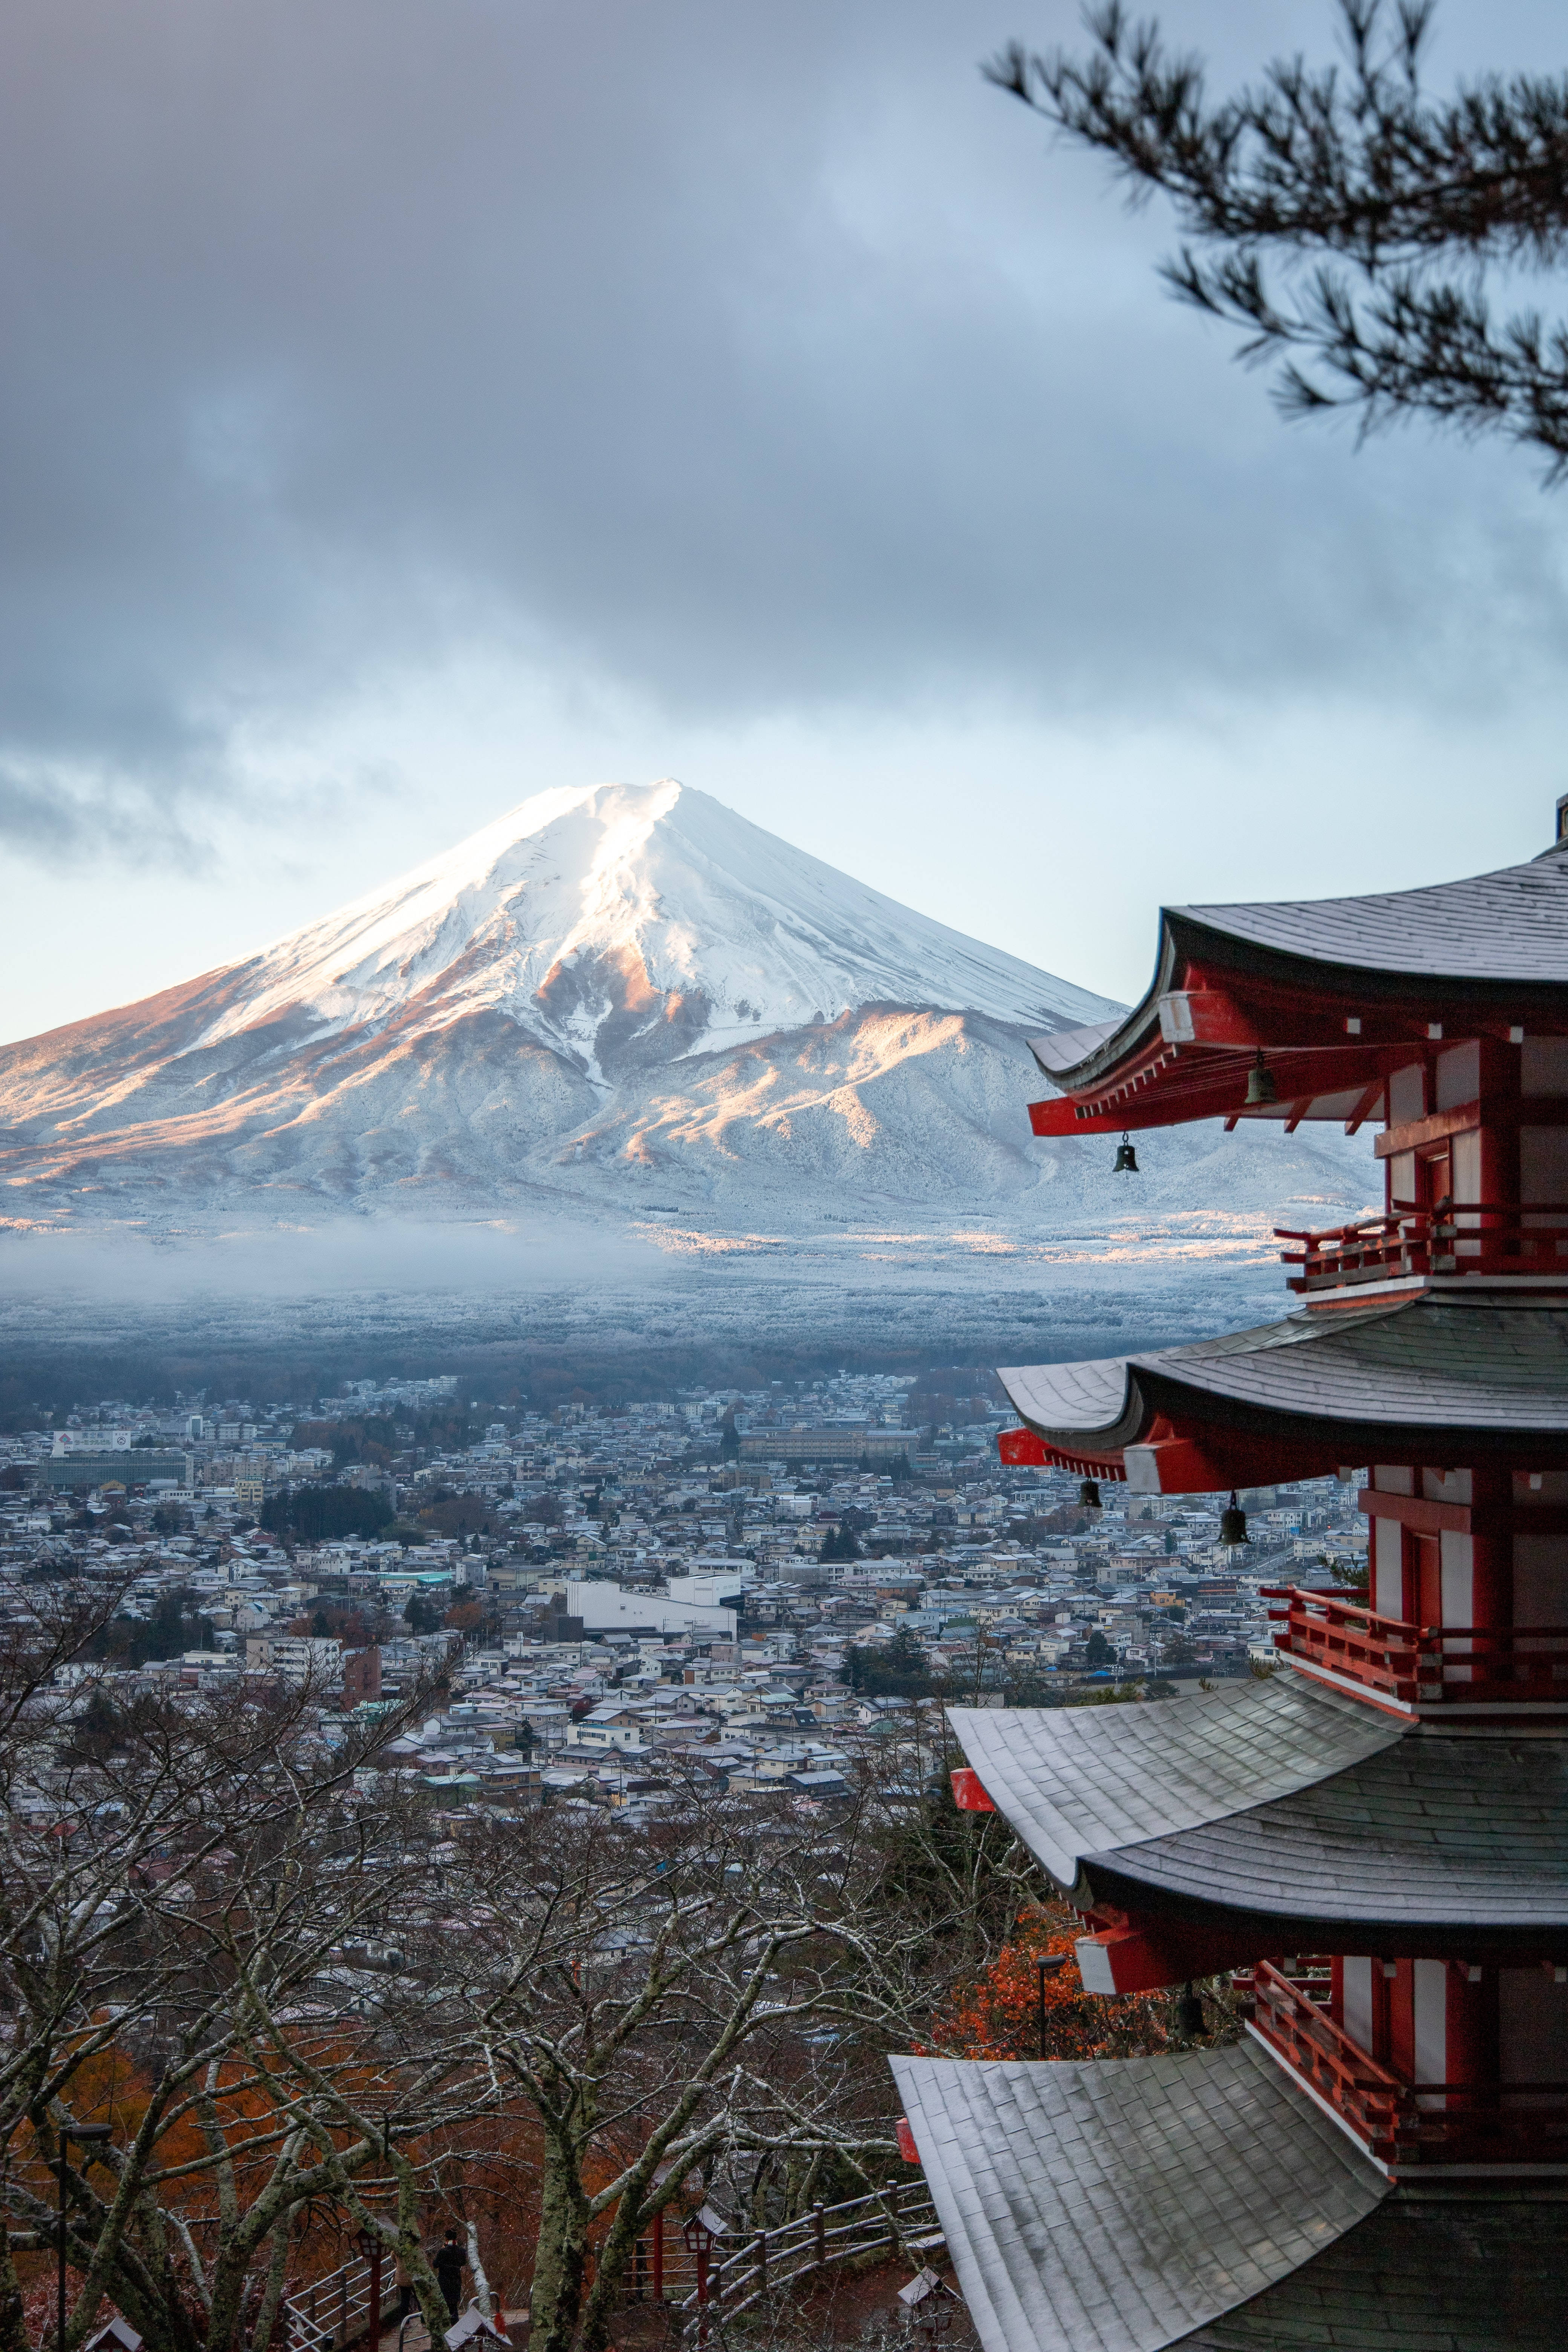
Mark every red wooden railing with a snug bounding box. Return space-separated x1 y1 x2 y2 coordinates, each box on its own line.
1277 1202 1568 1292
1249 1962 1568 2166
1262 1586 1568 1705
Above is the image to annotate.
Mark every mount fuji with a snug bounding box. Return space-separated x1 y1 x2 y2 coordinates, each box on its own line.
0 781 1376 1350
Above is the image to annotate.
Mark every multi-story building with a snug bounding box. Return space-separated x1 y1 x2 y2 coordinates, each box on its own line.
894 813 1568 2345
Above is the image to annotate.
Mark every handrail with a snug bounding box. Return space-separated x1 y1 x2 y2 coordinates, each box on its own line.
660 2178 942 2329
282 2256 375 2352
1276 1202 1568 1292
1251 1962 1568 2165
1262 1586 1568 1705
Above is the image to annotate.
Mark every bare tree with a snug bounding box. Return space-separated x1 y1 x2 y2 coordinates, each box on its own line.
1 1597 1035 2352
989 0 1568 471
273 1732 1036 2352
0 1590 476 2352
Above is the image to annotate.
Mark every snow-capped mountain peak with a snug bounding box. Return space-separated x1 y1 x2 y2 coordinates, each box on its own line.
196 780 1117 1079
0 778 1374 1275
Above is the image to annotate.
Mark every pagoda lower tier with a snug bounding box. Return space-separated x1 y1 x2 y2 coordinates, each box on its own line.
947 1682 1568 1981
891 2043 1562 2352
944 1680 1568 2170
888 1670 1568 2350
997 1288 1568 1720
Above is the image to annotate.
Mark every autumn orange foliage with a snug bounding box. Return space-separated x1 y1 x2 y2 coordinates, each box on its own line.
917 1903 1173 2062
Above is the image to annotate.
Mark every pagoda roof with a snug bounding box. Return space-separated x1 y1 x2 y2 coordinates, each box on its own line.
1092 1731 1568 1931
888 2041 1386 2352
947 1678 1393 1892
950 1684 1568 1938
999 1294 1568 1481
1169 841 1568 986
1177 2196 1562 2350
1026 838 1568 1133
891 2045 1565 2352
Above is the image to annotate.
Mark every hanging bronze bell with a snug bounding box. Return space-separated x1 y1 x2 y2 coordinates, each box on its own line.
1219 1490 1249 1545
1078 1479 1102 1511
1244 1052 1278 1107
1113 1133 1139 1172
1174 1981 1207 2041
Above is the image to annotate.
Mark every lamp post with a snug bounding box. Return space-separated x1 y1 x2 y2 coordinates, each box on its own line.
57 2124 113 2352
355 2227 384 2350
1034 1953 1069 2060
682 2206 726 2348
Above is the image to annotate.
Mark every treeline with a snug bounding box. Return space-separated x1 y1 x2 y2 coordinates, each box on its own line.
261 1487 395 1541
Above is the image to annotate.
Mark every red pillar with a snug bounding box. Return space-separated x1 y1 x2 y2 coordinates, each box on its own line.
1470 1464 1513 1631
1446 1962 1499 2148
1446 1963 1498 2084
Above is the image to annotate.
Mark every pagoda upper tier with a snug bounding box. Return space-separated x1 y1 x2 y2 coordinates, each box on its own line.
1030 834 1568 1135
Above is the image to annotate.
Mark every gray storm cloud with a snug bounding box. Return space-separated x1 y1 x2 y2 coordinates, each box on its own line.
2 0 1566 857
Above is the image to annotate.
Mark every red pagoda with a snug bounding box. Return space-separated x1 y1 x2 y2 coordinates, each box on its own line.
891 815 1568 2349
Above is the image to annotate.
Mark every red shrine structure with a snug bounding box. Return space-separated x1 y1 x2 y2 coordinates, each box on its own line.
891 817 1568 2350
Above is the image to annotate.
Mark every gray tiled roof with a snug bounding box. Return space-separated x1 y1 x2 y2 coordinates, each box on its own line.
999 1294 1568 1451
1096 1732 1568 1927
1179 2194 1567 2349
1174 838 1568 983
1027 1018 1124 1076
1026 842 1568 1095
888 2041 1386 2352
947 1680 1398 1893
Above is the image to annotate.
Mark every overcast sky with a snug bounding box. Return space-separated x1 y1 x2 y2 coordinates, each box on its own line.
5 0 1568 1041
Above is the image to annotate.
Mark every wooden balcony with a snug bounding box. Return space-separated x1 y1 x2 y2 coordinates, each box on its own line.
1277 1202 1568 1292
1248 1961 1568 2169
1262 1585 1568 1707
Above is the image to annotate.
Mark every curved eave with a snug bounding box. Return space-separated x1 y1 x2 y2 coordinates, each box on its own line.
1029 864 1568 1130
889 2043 1387 2352
950 1693 1568 1944
1000 1299 1568 1483
1075 1855 1568 1957
1080 1729 1568 1939
1027 920 1180 1091
947 1682 1398 1894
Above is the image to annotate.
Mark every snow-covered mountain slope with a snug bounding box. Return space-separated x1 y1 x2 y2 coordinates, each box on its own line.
0 781 1376 1265
196 779 1117 1076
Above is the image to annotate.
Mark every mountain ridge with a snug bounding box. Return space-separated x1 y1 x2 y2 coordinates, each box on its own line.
0 782 1372 1272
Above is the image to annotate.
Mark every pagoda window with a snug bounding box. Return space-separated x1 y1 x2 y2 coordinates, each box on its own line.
1341 1954 1375 2055
1449 1128 1484 1259
1405 1530 1442 1628
1438 1533 1476 1665
1373 1514 1404 1619
1413 1960 1449 2106
1387 1063 1427 1123
1521 1035 1568 1093
1513 1533 1568 1634
1499 1968 1568 2090
1435 1041 1480 1110
1414 1139 1453 1211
